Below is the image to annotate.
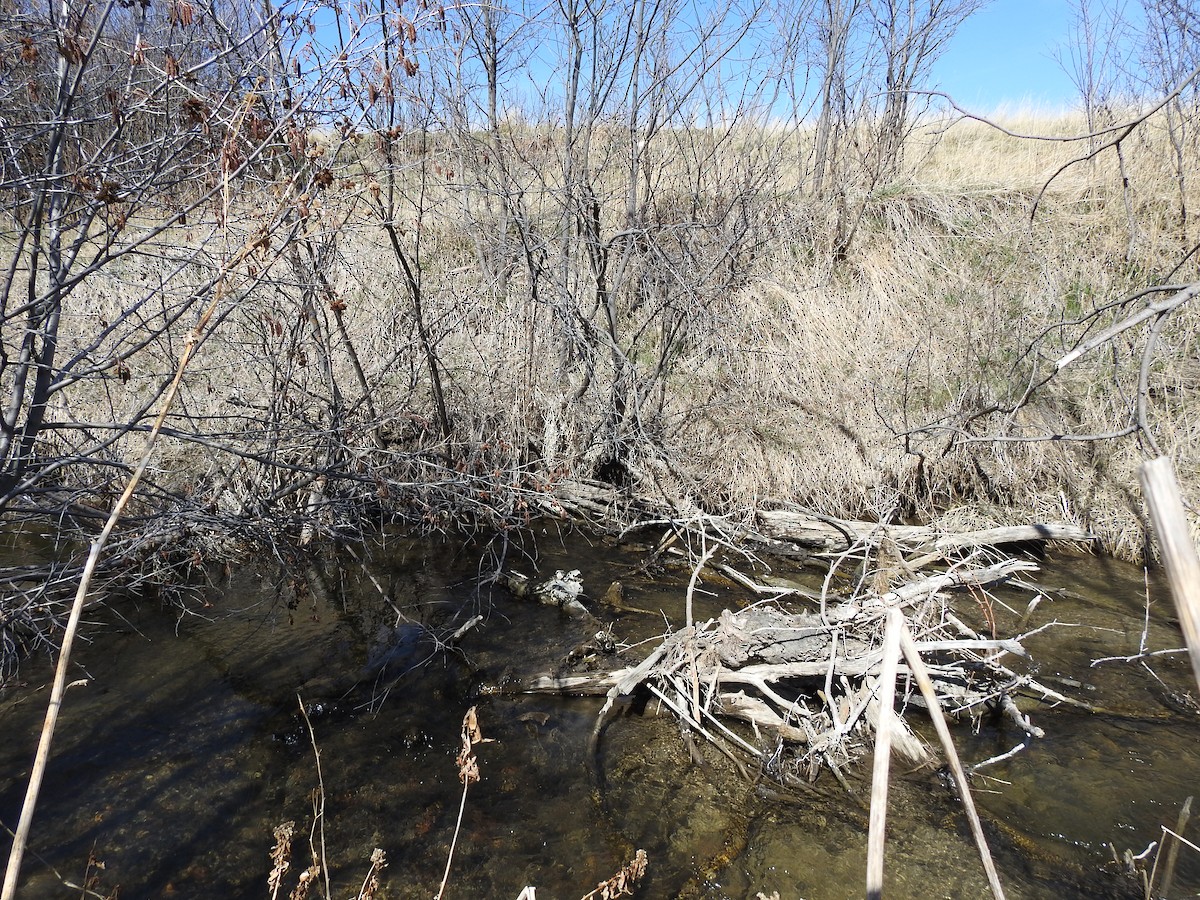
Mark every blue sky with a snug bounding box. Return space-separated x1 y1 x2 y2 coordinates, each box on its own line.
931 1 1079 113
302 0 1103 119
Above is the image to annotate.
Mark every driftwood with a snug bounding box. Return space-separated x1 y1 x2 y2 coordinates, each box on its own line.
522 479 1098 794
525 482 1095 895
754 512 1094 556
1140 457 1200 692
545 477 1094 563
525 557 1053 784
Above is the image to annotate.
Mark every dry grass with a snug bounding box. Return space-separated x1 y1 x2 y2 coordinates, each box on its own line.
31 109 1200 558
657 112 1199 554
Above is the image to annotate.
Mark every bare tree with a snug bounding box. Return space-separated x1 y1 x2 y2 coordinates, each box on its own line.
1058 0 1132 145
808 0 983 257
1135 0 1200 238
869 0 985 177
812 0 862 198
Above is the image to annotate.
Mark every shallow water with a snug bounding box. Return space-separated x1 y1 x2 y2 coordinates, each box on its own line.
0 530 1196 898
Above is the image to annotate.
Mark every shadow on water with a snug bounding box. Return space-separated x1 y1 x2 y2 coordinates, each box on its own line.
0 530 1197 898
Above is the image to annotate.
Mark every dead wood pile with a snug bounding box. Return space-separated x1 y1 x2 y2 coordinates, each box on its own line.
544 477 1091 556
523 503 1093 785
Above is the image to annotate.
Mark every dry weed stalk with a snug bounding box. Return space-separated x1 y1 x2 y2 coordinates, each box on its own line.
268 821 296 900
1156 797 1193 899
577 849 649 900
266 823 384 900
356 848 387 900
1120 805 1199 900
435 705 492 900
77 847 112 900
297 696 331 899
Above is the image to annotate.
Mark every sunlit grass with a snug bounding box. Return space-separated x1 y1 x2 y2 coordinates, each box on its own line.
40 104 1200 556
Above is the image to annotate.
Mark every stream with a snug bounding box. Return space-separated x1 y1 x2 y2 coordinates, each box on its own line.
1 527 1197 898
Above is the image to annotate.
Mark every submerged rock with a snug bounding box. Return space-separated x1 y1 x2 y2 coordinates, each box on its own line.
535 569 586 615
505 568 594 619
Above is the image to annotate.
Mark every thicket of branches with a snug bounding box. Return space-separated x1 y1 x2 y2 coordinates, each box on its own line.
2 0 1200 664
0 0 981 535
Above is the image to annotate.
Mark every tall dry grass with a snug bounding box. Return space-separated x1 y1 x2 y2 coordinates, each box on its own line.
37 109 1200 559
656 112 1200 554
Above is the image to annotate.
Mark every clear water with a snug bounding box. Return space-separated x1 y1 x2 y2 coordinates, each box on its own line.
0 530 1195 899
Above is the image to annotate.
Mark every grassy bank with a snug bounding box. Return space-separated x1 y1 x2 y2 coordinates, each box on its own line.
23 111 1192 563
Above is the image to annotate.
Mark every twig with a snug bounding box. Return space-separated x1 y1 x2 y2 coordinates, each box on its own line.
0 819 110 900
1091 647 1188 666
967 741 1029 775
1056 283 1200 372
662 675 760 757
648 681 753 773
714 561 822 602
297 697 331 900
898 618 1007 900
342 543 413 625
686 540 717 720
998 696 1044 739
823 630 843 730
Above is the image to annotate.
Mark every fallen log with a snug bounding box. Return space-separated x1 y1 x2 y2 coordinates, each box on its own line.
755 511 1095 556
544 477 1094 563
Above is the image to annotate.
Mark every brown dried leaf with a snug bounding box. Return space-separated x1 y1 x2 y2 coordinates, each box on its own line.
182 96 208 124
96 181 124 204
463 706 482 745
581 850 648 900
267 820 295 893
171 1 195 26
288 865 320 900
458 755 479 785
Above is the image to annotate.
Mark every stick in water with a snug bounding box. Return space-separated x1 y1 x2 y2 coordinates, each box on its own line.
1139 457 1200 692
897 620 1007 900
866 606 904 899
